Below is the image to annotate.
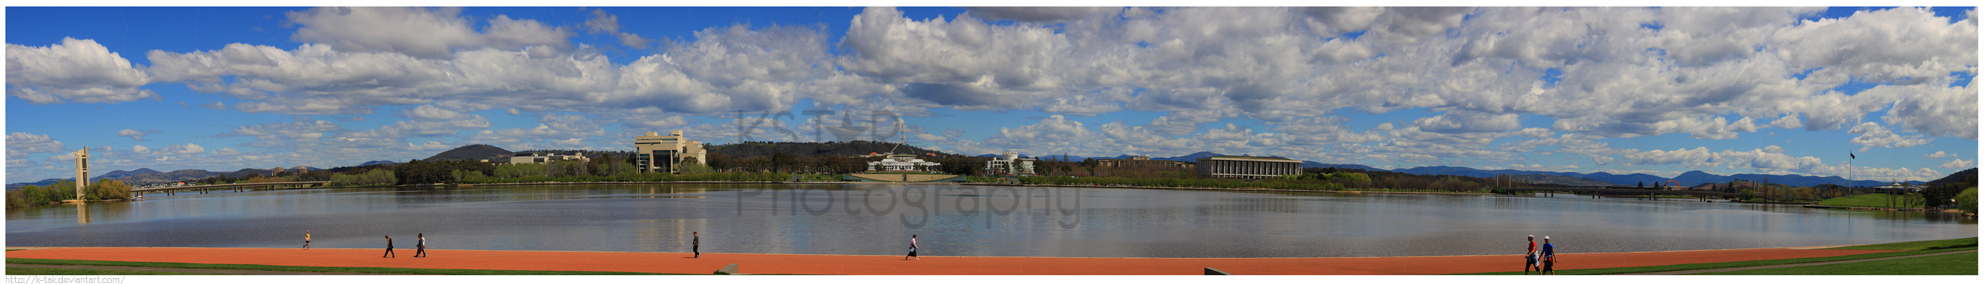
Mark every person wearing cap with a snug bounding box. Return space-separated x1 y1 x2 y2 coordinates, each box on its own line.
1524 235 1539 274
1541 236 1557 274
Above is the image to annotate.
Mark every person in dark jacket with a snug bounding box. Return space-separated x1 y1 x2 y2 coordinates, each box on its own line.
414 233 427 258
693 232 700 258
383 236 396 258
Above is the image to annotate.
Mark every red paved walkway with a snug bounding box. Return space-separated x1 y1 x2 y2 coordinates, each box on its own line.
3 247 1898 275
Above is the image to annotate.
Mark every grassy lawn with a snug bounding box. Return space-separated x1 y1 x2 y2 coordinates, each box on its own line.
1458 247 1975 275
6 258 688 275
1817 193 1925 209
5 267 219 275
1830 237 1977 250
1697 252 1977 275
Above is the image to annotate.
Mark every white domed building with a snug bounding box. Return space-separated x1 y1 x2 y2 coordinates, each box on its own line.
867 153 941 172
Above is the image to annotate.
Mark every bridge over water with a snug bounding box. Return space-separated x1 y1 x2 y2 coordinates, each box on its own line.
1504 186 1743 200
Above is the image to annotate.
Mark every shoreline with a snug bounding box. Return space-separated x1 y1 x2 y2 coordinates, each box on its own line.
444 180 1506 196
3 246 1907 275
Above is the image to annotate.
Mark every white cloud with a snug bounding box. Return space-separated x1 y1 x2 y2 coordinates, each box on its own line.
157 143 207 155
117 129 160 141
286 7 573 59
1413 112 1521 133
8 132 71 179
584 9 650 48
463 113 609 150
6 38 158 104
1848 121 1932 151
1924 151 1954 159
1877 80 1977 140
407 141 454 151
1941 158 1975 169
219 118 344 147
966 7 1117 22
7 7 1976 182
7 132 70 159
977 115 1098 157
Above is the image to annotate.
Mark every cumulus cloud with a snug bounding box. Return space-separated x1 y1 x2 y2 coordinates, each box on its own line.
286 7 573 59
6 38 158 104
966 7 1117 22
1413 112 1521 133
978 115 1098 156
8 7 1974 182
217 118 344 147
1924 151 1954 159
1942 158 1975 169
146 18 838 117
7 132 70 162
1848 121 1932 151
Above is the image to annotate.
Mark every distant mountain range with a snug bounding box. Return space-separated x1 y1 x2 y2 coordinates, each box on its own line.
5 166 325 188
1121 152 1917 187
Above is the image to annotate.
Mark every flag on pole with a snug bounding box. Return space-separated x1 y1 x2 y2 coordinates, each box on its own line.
1850 152 1855 159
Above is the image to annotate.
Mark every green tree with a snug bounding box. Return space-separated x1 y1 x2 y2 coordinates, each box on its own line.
6 189 29 209
88 179 131 200
678 158 713 174
1955 187 1977 214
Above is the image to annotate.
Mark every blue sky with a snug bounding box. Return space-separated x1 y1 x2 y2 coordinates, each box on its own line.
4 6 1978 184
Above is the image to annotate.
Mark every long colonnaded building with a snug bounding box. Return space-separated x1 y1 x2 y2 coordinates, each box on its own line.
1196 156 1301 179
510 152 591 164
635 130 707 173
1096 156 1190 170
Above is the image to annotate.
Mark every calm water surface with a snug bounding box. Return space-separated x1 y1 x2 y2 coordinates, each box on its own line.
6 184 1976 257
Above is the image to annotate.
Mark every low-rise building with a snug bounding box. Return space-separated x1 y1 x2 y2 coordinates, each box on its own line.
1877 182 1926 192
635 130 708 173
510 152 590 164
1196 156 1301 179
984 152 1037 176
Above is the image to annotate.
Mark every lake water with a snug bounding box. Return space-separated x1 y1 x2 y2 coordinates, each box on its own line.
6 184 1976 258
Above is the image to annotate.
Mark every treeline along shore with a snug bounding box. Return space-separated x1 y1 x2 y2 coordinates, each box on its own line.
9 143 1977 215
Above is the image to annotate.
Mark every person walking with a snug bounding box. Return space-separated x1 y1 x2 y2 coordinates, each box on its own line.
905 234 919 260
692 232 700 258
303 230 311 250
414 233 428 258
383 236 396 258
1541 236 1557 275
1524 235 1537 275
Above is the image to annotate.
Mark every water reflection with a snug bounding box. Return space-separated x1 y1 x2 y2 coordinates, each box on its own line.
75 203 89 224
6 184 1976 258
